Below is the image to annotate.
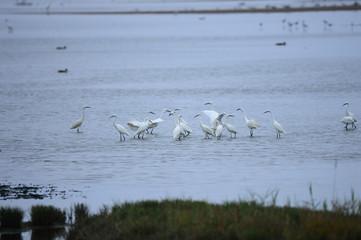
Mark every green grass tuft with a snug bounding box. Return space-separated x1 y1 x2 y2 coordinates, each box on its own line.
0 206 24 229
66 199 361 240
31 205 66 227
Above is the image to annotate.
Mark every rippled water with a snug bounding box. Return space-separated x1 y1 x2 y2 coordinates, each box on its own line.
1 11 361 212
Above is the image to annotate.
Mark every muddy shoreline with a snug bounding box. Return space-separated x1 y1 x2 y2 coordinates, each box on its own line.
7 3 361 15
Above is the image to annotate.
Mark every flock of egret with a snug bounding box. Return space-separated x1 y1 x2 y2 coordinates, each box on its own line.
70 102 357 141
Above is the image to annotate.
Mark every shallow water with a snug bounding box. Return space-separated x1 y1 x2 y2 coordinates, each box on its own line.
1 10 361 214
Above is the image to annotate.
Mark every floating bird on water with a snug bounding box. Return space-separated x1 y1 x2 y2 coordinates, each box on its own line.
237 108 260 137
70 106 91 133
58 68 68 73
110 114 130 141
264 110 286 138
56 46 66 50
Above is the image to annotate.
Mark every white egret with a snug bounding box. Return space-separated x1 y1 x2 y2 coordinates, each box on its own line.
194 113 214 139
70 106 91 133
264 110 286 138
215 113 225 139
169 112 185 141
236 108 260 137
203 102 219 131
127 119 141 131
340 116 355 131
148 109 170 134
343 102 357 128
110 114 130 141
179 115 192 136
134 117 153 139
224 114 237 138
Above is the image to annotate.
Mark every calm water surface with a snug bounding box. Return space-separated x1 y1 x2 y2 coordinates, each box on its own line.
1 11 361 213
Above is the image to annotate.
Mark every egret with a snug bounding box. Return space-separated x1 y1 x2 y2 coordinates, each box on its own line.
134 117 153 139
236 108 260 137
203 102 219 131
194 113 214 139
340 116 355 131
179 114 192 136
215 113 225 139
224 114 237 138
148 109 170 134
264 110 286 138
343 102 357 128
70 106 91 133
169 112 185 141
110 114 130 141
127 119 141 131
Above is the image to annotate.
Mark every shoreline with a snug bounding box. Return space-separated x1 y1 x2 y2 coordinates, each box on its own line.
4 4 361 15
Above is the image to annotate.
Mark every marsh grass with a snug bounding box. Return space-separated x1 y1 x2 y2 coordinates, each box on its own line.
0 206 24 229
30 205 66 227
67 198 361 240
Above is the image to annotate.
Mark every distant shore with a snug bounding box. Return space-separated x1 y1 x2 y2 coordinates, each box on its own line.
9 3 361 15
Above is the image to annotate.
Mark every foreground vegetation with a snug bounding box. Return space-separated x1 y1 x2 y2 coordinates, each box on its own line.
1 191 361 240
67 199 361 240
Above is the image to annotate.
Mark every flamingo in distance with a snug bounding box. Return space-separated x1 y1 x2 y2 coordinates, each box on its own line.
70 106 91 133
236 107 260 137
109 114 130 141
264 110 286 138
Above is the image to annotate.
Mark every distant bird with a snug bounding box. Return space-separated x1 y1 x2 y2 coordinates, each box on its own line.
56 46 66 50
275 42 286 46
4 19 13 33
264 110 286 138
58 68 68 73
110 114 130 141
343 102 357 128
237 108 260 137
70 106 91 133
224 114 237 138
194 113 214 139
340 116 355 131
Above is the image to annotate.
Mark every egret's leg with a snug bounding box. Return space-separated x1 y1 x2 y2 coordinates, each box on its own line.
77 128 80 133
120 134 122 141
123 135 126 141
151 128 154 134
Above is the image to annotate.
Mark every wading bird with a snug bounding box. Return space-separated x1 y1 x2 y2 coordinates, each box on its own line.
264 110 286 138
340 116 355 131
109 114 130 141
224 114 237 138
148 109 171 134
134 117 153 139
70 106 91 133
343 102 357 128
215 113 225 139
236 108 260 137
194 113 214 139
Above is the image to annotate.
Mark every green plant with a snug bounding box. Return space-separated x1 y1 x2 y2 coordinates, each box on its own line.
31 205 66 227
0 206 24 229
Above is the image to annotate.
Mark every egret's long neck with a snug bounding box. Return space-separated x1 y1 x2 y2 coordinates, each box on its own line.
345 105 350 116
81 108 86 121
243 113 248 122
159 110 165 119
112 116 117 126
